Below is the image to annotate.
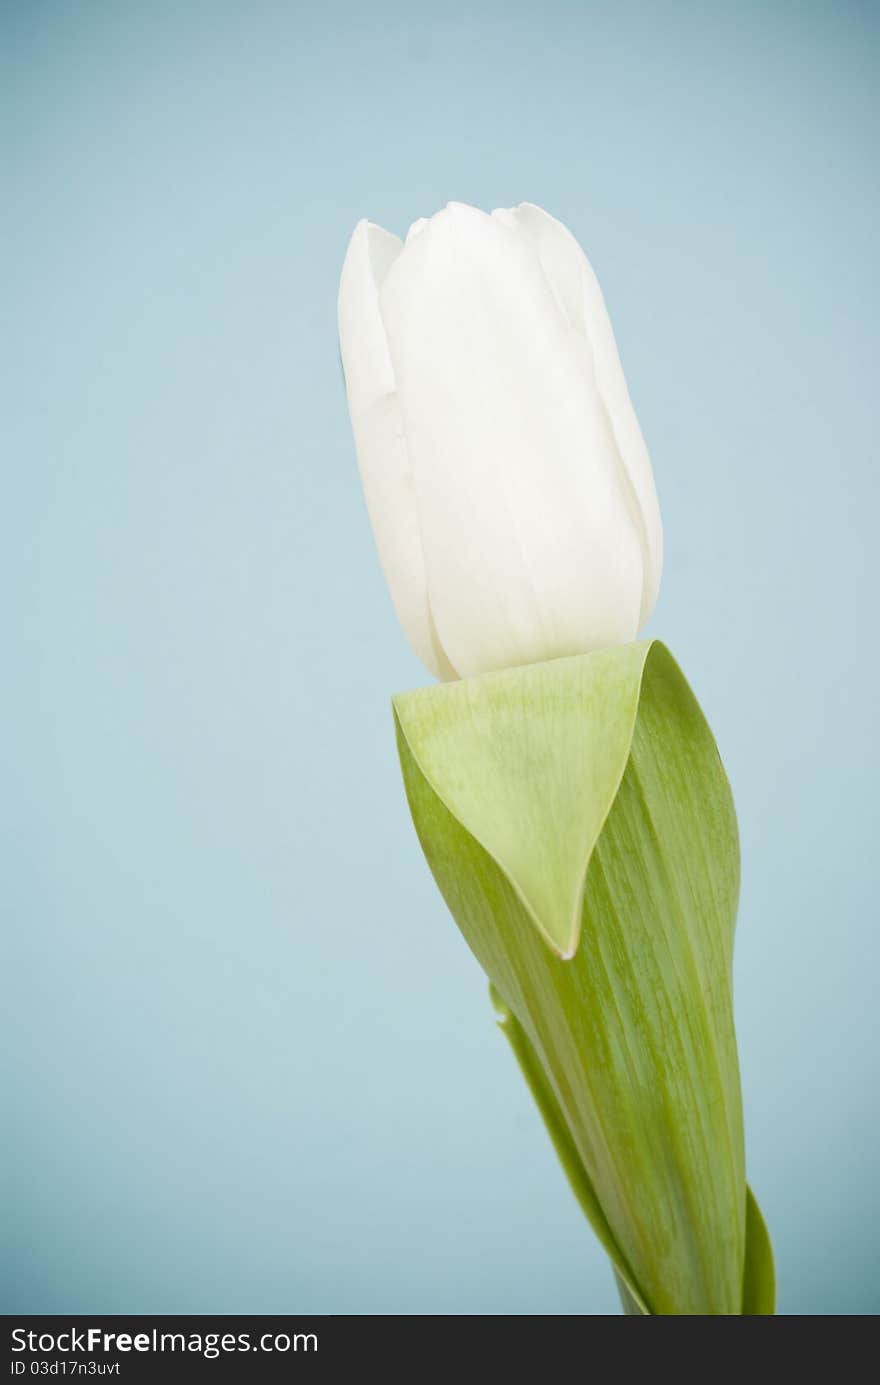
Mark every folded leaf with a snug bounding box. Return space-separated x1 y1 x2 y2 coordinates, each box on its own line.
394 641 771 1314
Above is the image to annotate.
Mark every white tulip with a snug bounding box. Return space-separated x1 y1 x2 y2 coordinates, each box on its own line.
338 201 662 680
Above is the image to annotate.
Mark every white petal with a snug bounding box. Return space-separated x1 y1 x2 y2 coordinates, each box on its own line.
498 203 663 627
338 220 454 679
378 203 643 678
405 216 429 243
337 219 400 414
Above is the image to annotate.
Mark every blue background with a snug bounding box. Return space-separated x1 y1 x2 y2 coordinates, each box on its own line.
4 0 878 1315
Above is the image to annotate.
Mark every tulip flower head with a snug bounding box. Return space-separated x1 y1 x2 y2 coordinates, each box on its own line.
338 202 662 680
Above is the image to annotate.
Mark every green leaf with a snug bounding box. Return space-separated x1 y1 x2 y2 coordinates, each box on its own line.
491 984 649 1314
394 641 770 1314
494 980 773 1315
742 1186 776 1314
615 1270 647 1315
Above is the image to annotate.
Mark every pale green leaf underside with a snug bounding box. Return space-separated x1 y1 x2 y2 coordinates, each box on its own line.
394 641 774 1314
394 642 648 957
